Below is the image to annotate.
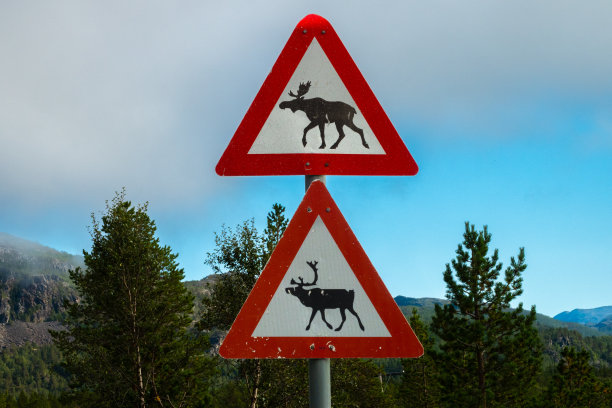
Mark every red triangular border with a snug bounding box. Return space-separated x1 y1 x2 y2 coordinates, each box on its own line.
215 14 418 176
219 181 423 359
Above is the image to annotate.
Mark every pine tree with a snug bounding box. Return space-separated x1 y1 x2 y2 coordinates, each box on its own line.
399 309 439 407
548 347 611 408
53 191 215 407
430 223 541 408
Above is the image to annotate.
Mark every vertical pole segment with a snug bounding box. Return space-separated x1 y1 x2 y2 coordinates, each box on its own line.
305 175 326 190
305 174 331 408
309 358 331 408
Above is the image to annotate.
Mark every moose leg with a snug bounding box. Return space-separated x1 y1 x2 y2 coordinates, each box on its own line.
346 122 369 149
330 123 346 149
335 308 347 331
302 122 319 147
318 123 326 149
319 309 333 330
347 307 365 331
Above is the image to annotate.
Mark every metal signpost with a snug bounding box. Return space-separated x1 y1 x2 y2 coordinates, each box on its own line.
215 14 421 408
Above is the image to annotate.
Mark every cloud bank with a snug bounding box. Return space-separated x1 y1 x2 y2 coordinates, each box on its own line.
1 0 611 210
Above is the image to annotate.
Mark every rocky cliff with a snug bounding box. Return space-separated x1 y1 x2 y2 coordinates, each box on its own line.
0 232 81 347
0 272 78 323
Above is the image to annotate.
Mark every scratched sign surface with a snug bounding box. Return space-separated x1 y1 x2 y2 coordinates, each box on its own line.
219 181 423 359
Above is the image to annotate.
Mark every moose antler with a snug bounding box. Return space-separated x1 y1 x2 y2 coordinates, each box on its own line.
290 260 319 287
288 81 311 98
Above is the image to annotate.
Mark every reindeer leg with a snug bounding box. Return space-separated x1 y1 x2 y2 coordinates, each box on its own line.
330 122 346 149
347 306 365 331
305 308 318 330
335 308 347 331
302 122 318 147
319 309 333 330
318 123 326 149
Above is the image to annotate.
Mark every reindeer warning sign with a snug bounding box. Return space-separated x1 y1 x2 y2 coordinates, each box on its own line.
215 14 418 176
219 181 424 359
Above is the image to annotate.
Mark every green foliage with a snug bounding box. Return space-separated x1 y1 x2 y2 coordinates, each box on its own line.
0 391 77 408
431 223 542 408
331 359 396 408
200 203 288 332
547 347 612 407
52 190 215 407
0 343 69 397
398 309 439 407
200 204 290 407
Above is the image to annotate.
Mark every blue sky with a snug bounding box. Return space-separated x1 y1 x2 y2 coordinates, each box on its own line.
1 1 610 317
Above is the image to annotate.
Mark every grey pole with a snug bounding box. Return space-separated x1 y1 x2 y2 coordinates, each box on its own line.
305 174 331 408
309 358 331 408
305 175 326 190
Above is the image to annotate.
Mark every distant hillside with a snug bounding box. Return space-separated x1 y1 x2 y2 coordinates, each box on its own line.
395 296 606 337
534 312 604 337
554 306 612 327
0 233 81 345
0 232 84 277
183 274 219 318
394 296 449 309
595 316 612 335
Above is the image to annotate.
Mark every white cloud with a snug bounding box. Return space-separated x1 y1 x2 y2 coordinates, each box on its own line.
1 0 611 210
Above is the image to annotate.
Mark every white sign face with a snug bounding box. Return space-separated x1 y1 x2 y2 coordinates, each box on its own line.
248 38 386 155
252 216 391 337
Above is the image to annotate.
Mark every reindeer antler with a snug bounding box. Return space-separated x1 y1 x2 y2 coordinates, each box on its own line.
305 260 319 286
290 260 319 287
288 81 311 98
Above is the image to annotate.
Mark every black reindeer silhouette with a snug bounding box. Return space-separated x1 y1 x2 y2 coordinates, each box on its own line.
279 81 369 150
285 260 365 331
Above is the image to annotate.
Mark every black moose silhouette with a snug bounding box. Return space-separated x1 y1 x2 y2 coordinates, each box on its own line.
285 260 365 332
279 81 369 150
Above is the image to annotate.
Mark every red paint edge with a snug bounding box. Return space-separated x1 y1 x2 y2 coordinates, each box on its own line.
219 181 424 358
215 14 418 176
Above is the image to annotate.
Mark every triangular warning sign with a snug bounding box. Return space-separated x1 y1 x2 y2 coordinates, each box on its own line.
219 181 423 359
216 14 418 176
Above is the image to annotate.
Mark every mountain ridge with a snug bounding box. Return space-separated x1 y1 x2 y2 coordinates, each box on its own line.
554 306 612 327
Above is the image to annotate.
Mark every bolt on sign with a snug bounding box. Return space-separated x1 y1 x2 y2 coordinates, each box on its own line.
215 14 418 176
219 181 424 359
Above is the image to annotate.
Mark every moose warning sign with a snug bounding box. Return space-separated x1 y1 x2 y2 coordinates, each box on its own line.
215 14 418 176
219 181 423 359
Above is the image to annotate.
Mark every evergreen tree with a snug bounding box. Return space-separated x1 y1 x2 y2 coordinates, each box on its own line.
548 347 611 408
430 223 541 408
399 309 439 407
200 203 288 408
201 203 287 332
53 191 215 407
